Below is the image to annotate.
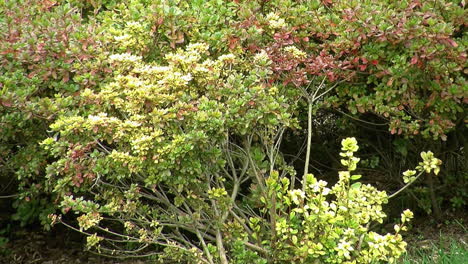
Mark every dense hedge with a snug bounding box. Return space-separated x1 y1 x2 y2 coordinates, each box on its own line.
0 0 466 263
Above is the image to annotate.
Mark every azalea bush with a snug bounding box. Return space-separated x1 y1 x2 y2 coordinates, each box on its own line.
247 0 466 139
0 0 108 226
42 41 443 262
44 43 295 262
229 0 465 217
45 103 441 263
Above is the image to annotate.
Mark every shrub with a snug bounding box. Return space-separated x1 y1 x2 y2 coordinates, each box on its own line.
0 1 457 262
1 0 462 229
0 0 107 226
44 43 294 262
44 41 442 262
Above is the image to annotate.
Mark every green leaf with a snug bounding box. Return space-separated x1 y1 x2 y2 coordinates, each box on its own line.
351 182 362 190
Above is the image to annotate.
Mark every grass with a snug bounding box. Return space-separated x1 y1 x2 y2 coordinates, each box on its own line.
399 237 468 264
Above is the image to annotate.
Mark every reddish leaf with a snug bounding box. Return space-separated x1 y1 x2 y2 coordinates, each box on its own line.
157 17 164 25
447 39 458 47
27 71 36 78
0 100 13 107
62 72 69 83
387 78 394 86
322 0 333 6
175 31 184 44
409 1 421 9
228 36 239 50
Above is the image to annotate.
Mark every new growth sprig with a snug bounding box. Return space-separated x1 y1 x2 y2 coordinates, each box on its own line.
389 151 442 199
